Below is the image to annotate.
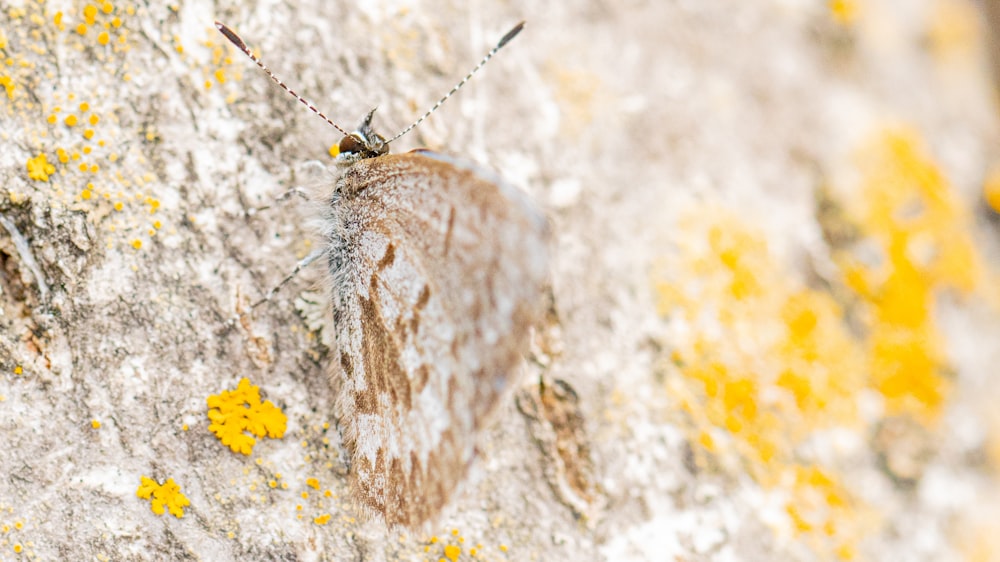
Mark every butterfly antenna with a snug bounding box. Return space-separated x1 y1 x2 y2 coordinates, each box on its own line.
387 21 525 144
215 21 352 138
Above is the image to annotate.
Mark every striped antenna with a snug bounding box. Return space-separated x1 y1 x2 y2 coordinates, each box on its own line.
386 21 525 143
215 21 352 138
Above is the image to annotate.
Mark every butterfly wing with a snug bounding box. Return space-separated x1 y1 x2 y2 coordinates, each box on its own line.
326 150 549 527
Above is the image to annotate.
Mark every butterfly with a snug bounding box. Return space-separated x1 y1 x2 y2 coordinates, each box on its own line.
217 21 550 527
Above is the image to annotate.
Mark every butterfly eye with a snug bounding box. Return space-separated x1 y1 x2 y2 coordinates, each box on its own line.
338 134 365 155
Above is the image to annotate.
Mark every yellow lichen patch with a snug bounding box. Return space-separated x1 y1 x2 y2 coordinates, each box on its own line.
927 0 980 58
83 4 99 25
443 544 461 562
313 514 331 525
207 378 287 455
136 476 190 518
839 128 980 420
26 153 55 181
0 75 14 99
983 167 1000 214
828 0 859 25
656 208 867 554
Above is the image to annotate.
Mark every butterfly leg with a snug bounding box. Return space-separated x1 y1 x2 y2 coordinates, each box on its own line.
251 247 326 308
244 186 310 217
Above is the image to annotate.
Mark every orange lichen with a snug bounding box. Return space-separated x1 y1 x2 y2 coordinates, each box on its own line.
136 476 190 518
207 377 287 455
839 128 979 420
656 209 866 553
655 125 983 558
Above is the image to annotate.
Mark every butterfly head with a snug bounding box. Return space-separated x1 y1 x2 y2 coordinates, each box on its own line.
336 108 390 163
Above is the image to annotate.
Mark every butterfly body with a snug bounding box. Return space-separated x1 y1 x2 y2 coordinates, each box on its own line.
326 149 549 526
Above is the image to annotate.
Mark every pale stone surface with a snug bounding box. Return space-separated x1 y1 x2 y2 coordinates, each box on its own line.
1 0 999 560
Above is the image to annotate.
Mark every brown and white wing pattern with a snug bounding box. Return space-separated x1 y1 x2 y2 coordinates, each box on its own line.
324 150 549 527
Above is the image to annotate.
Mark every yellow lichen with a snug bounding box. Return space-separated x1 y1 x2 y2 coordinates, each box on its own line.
136 476 190 517
26 153 55 181
443 544 461 562
841 128 979 419
207 377 287 455
656 208 866 552
828 0 858 25
313 514 331 525
83 4 98 24
0 75 14 99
